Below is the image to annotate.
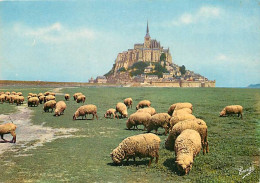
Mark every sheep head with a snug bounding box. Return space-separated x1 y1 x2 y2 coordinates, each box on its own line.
219 109 226 117
110 146 125 164
73 111 79 120
175 154 193 175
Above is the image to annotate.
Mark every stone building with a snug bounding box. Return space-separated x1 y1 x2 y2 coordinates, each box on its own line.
114 22 172 74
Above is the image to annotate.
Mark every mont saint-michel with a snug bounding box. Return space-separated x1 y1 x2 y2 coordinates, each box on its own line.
94 22 215 87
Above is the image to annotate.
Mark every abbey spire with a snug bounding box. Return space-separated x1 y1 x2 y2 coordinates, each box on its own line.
145 20 150 38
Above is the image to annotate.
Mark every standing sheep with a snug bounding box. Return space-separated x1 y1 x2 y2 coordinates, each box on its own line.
104 108 118 119
165 119 209 154
170 113 196 128
110 133 161 166
136 100 151 110
116 102 128 118
43 100 57 112
172 108 192 116
65 94 70 101
28 97 40 107
76 95 86 103
0 95 5 104
219 105 243 119
146 113 171 135
124 98 133 109
168 103 193 116
126 112 151 130
0 123 17 143
73 92 83 100
44 95 56 103
39 95 45 104
73 104 98 120
175 129 201 175
54 101 67 116
137 107 156 116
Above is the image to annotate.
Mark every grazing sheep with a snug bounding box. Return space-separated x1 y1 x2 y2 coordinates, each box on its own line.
146 113 171 135
73 92 83 100
0 95 5 104
170 113 196 128
37 93 44 98
73 104 98 120
116 102 128 118
44 92 50 96
43 100 57 112
49 92 56 96
104 108 118 119
31 94 37 97
172 108 192 116
5 95 11 103
124 98 133 109
0 92 4 95
110 133 160 166
15 96 25 106
137 107 156 116
28 93 33 97
11 91 16 95
175 129 201 175
28 97 39 107
219 105 243 119
136 100 151 110
9 95 17 104
54 101 66 116
165 119 209 154
76 95 86 103
17 92 23 96
5 92 10 95
65 94 70 101
126 112 151 130
168 103 193 116
0 123 17 143
44 95 56 103
39 95 45 104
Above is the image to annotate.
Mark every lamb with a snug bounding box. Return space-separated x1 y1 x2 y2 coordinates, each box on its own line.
104 108 118 119
219 105 243 119
124 98 133 109
0 123 17 143
54 101 66 116
168 103 193 116
137 107 156 116
43 100 57 112
116 102 128 118
28 97 39 107
136 100 151 110
165 119 209 154
126 112 151 130
170 113 196 128
172 108 192 116
65 94 70 101
175 129 202 175
110 133 160 166
73 92 83 100
73 104 98 120
146 113 171 135
76 95 86 103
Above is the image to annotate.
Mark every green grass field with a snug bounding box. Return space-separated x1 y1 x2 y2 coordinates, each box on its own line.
0 87 259 182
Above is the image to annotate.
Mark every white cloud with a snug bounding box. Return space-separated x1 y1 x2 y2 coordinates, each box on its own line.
216 54 228 61
13 22 96 44
172 6 221 26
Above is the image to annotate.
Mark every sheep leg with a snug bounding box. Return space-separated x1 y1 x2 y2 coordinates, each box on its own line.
11 131 16 143
148 157 154 167
155 156 159 164
95 113 98 120
1 134 8 142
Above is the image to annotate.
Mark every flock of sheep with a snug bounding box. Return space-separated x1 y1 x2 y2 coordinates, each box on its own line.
0 90 243 175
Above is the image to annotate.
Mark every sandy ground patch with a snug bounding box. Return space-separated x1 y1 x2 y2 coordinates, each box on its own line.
0 105 78 155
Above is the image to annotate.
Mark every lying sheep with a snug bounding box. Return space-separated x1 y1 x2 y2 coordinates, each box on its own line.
172 108 192 116
168 103 193 116
126 112 151 130
136 100 151 110
137 107 156 116
104 108 118 119
73 104 98 120
116 102 128 118
175 129 201 175
65 94 70 101
170 113 196 128
219 105 243 119
124 98 133 109
165 119 209 154
73 92 83 100
43 100 57 112
76 95 86 103
54 101 66 116
110 133 160 166
146 113 171 135
0 123 17 143
28 97 39 107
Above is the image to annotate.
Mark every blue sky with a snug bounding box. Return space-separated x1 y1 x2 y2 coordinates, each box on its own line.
0 0 259 87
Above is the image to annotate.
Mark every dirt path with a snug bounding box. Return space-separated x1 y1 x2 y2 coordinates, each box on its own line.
0 105 78 155
51 87 65 96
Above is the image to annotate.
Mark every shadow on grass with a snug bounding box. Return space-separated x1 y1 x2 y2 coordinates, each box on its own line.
107 159 150 167
163 157 184 176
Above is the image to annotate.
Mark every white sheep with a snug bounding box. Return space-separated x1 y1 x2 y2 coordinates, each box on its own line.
76 95 86 103
124 98 133 109
168 102 193 116
104 108 118 119
43 100 57 112
116 102 128 118
175 129 201 175
219 105 243 119
73 104 98 120
137 107 156 116
146 113 171 135
54 101 67 116
170 113 196 128
0 123 17 143
126 112 151 130
136 100 151 110
110 133 160 166
28 97 40 107
65 94 70 101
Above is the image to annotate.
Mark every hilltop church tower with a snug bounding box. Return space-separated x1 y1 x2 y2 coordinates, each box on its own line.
144 21 151 48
